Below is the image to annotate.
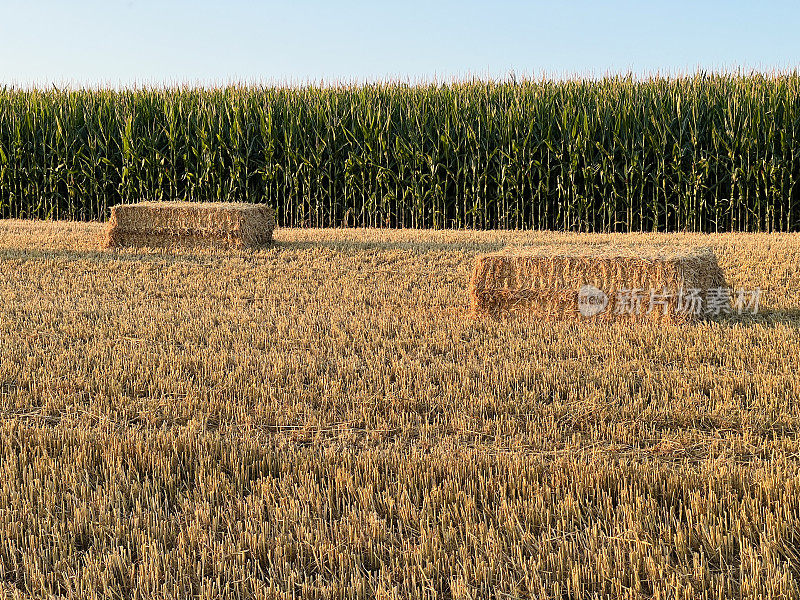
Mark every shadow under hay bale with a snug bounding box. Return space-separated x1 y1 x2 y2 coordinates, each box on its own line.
100 202 276 250
470 245 726 324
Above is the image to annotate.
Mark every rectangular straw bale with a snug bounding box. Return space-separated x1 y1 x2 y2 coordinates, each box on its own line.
100 201 276 250
470 244 726 323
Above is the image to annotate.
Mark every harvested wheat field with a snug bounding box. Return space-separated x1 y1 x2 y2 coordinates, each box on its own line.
2 220 800 599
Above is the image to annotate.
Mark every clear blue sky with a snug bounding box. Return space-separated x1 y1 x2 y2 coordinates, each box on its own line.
2 0 799 87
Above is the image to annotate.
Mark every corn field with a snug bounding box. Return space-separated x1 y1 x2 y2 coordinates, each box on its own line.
1 74 800 231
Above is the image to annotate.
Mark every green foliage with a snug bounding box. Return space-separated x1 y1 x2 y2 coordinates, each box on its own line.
1 74 799 231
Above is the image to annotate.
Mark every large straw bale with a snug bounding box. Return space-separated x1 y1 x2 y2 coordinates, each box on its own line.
100 201 276 250
470 244 726 323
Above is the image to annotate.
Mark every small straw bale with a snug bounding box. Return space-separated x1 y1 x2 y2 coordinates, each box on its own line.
100 201 276 250
470 244 726 323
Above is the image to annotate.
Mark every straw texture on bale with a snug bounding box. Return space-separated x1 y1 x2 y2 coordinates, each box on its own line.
470 244 726 323
100 201 276 250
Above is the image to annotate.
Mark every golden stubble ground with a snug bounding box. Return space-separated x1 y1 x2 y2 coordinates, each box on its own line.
0 220 799 599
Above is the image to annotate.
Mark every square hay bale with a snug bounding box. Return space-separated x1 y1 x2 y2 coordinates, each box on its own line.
100 201 276 250
470 244 726 323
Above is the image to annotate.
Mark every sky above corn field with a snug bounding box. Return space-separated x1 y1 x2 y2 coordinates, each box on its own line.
1 0 799 86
